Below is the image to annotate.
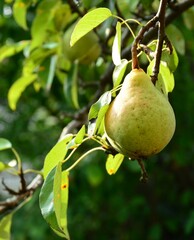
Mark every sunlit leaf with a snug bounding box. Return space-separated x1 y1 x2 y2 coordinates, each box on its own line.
112 22 122 66
88 91 112 120
8 74 37 110
30 0 59 50
54 162 69 239
46 55 58 92
39 168 68 238
112 59 128 88
75 125 86 144
13 0 29 30
43 135 73 179
0 41 29 62
0 138 12 151
166 24 185 55
0 213 13 240
70 8 112 46
106 153 124 175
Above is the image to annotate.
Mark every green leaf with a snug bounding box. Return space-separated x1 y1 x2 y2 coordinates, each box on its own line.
0 213 13 240
161 46 179 72
0 41 29 63
166 24 185 55
0 138 12 151
75 125 86 144
46 55 58 92
112 22 122 66
13 0 29 30
8 74 37 110
39 168 68 238
106 153 124 175
30 0 59 50
88 91 112 120
63 62 80 109
70 8 112 46
112 59 128 88
54 163 69 239
147 60 174 94
183 7 194 30
43 134 73 179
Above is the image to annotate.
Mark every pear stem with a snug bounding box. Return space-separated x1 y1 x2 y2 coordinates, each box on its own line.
137 159 148 183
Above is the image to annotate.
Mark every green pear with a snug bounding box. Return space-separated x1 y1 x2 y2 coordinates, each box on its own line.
104 68 176 159
63 24 101 64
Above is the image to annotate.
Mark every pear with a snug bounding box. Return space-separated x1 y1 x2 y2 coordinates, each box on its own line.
104 68 176 159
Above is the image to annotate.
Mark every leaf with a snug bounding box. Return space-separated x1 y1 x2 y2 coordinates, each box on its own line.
75 125 86 144
183 7 194 30
39 168 68 239
70 8 112 46
106 153 124 175
46 55 58 92
0 138 12 151
112 22 122 66
43 134 73 179
8 74 37 110
30 0 59 50
13 0 29 30
112 59 128 88
53 163 69 239
166 24 185 55
161 46 179 73
147 60 174 94
0 41 29 62
88 91 112 120
0 213 13 240
63 62 79 109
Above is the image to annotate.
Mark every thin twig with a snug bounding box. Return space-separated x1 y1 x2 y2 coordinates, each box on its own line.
151 0 168 84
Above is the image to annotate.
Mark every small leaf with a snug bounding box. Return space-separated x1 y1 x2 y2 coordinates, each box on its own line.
43 134 73 179
75 125 86 144
88 91 112 120
0 138 12 151
70 8 112 46
54 163 69 238
8 74 37 110
147 60 174 94
0 213 13 240
13 0 29 30
166 24 185 55
161 46 179 72
112 59 128 88
106 153 124 175
46 55 58 92
63 62 79 109
112 22 122 66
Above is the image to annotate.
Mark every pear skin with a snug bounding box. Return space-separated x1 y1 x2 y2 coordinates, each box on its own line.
104 68 176 159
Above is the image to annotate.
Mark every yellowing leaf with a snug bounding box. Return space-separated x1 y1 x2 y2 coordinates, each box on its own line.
0 214 13 240
70 8 112 46
106 153 124 175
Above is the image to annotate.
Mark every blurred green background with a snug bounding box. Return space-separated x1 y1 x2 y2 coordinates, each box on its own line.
0 0 194 239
